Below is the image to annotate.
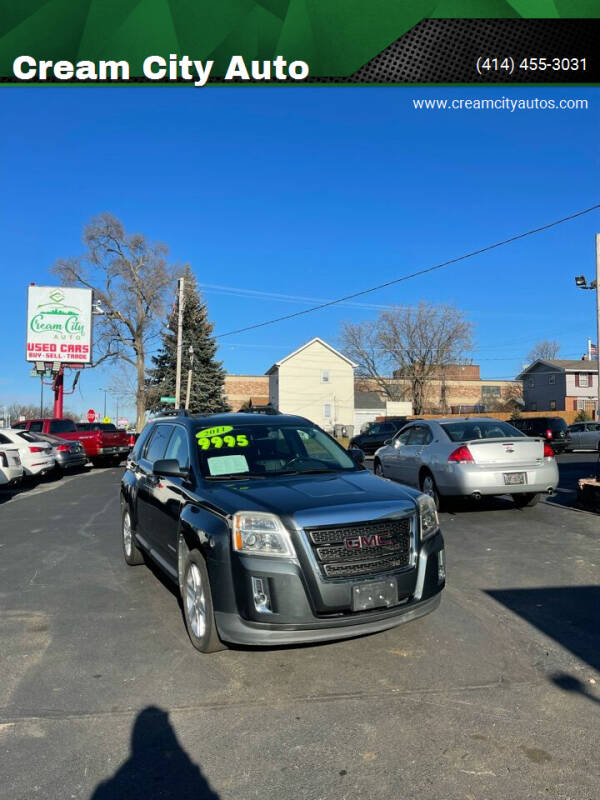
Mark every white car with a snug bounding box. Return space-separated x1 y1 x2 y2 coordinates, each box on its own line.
0 446 23 487
0 428 55 477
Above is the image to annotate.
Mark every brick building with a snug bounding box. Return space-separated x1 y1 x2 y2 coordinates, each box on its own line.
224 375 269 411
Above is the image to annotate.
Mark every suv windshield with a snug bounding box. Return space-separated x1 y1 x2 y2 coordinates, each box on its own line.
441 420 525 442
192 422 356 479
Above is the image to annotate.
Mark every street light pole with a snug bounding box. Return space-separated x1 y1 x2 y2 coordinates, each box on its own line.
596 233 600 420
574 235 600 420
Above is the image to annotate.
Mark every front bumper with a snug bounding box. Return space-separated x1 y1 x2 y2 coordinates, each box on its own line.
212 531 444 646
436 460 559 497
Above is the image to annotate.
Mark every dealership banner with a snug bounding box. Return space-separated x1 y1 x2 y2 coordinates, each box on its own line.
1 2 600 85
26 286 92 364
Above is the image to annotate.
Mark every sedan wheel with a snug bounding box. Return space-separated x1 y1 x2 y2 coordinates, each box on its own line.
421 473 441 512
374 461 384 477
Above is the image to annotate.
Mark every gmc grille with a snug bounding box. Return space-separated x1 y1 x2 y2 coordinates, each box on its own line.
305 518 413 579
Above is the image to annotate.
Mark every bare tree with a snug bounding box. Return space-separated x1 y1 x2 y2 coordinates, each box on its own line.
341 302 473 415
52 214 176 430
526 339 560 363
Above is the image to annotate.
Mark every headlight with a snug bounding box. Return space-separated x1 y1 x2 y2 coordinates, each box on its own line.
232 512 296 558
417 494 439 541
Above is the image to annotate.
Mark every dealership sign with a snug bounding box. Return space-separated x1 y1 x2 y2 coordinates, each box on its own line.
26 286 92 363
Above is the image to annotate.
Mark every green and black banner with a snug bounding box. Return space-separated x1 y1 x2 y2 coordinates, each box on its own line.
1 1 599 85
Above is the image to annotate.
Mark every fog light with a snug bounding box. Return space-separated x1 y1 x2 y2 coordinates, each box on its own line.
251 577 272 613
438 550 446 583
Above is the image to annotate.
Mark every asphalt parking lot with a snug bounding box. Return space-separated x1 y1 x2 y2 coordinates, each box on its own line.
1 455 598 800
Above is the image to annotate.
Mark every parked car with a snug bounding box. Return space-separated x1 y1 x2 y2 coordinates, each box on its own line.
121 412 445 652
0 428 55 477
13 418 128 465
350 418 409 455
76 423 131 464
0 446 23 487
14 431 88 471
509 416 569 454
565 421 600 452
373 417 558 510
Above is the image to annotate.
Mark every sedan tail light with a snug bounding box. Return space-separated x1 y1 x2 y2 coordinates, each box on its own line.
29 446 44 453
448 445 474 463
543 443 555 458
57 444 71 452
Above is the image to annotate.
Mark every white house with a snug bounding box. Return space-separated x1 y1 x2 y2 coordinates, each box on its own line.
266 338 356 432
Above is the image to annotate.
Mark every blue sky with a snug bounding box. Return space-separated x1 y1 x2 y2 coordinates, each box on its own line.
2 87 599 422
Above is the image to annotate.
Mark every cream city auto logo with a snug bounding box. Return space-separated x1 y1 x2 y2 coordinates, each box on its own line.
29 289 86 339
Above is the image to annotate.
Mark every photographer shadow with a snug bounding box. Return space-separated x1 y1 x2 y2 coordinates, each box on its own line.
90 706 220 800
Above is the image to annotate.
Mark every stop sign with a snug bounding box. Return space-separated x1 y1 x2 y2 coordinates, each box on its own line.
87 409 96 423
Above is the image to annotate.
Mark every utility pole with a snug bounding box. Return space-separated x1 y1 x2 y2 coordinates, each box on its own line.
596 233 600 419
185 346 194 410
175 277 185 408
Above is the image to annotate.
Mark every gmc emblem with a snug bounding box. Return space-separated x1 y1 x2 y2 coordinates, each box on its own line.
345 533 392 550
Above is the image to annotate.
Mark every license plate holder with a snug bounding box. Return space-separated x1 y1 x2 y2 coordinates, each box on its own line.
504 472 526 485
352 579 397 612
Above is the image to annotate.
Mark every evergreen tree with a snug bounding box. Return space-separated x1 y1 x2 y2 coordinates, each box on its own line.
146 266 230 414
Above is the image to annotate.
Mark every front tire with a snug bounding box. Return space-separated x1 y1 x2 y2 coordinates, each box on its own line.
420 471 442 512
122 507 145 565
513 492 540 508
374 460 385 478
182 550 226 653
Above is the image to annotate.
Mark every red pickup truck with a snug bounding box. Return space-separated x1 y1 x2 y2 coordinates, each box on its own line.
13 419 129 465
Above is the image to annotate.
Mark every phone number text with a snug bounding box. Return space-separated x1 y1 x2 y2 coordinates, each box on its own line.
476 57 587 75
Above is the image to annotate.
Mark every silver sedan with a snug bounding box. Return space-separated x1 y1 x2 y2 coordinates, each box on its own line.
566 422 600 452
373 417 559 510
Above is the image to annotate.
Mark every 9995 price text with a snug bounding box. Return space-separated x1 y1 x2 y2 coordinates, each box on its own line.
476 57 587 75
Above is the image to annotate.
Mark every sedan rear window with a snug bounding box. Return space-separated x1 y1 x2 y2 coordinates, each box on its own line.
441 420 525 442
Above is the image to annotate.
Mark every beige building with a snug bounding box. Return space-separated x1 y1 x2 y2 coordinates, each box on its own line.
266 338 356 431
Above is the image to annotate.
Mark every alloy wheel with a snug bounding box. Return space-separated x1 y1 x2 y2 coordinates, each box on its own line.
123 511 132 557
185 564 207 639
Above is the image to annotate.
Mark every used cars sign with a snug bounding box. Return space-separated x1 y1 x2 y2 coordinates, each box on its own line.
26 286 92 363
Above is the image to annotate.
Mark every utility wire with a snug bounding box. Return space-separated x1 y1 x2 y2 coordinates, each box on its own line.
216 202 600 339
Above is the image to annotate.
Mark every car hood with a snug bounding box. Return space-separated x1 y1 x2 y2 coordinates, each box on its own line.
202 469 421 526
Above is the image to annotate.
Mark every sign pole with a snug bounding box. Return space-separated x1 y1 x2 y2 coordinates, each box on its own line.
40 375 43 418
53 367 64 418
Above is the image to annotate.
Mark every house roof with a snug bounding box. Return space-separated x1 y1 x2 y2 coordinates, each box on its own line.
265 337 358 374
517 358 599 379
355 391 386 409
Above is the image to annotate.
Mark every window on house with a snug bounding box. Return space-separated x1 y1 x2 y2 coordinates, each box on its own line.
320 370 330 384
549 400 556 411
481 385 501 400
528 378 535 388
323 404 331 418
579 373 590 387
548 374 555 385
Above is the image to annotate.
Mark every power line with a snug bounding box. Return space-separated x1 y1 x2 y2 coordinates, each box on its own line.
216 202 600 339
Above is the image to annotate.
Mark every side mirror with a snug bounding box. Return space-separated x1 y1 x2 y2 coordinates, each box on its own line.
153 458 189 479
383 439 392 446
348 447 365 466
